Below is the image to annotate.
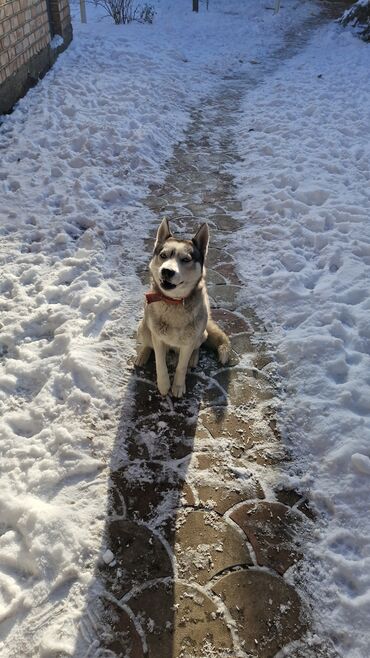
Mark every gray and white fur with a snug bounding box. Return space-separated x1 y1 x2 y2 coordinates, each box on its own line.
135 218 230 398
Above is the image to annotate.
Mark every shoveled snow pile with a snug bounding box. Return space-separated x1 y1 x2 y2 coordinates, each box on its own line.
0 0 319 655
340 0 370 41
232 22 370 658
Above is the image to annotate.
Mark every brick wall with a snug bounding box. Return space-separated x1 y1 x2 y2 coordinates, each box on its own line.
48 0 71 37
0 0 72 109
0 1 50 85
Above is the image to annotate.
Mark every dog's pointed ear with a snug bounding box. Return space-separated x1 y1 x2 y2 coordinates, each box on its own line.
192 223 209 260
154 217 172 252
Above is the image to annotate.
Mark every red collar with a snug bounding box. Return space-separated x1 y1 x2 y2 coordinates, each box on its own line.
145 291 185 306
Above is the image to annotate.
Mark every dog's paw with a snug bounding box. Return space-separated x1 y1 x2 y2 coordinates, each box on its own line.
218 343 230 365
157 375 171 397
172 380 186 398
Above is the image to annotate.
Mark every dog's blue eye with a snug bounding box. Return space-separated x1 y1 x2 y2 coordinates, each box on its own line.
182 256 192 263
159 253 167 259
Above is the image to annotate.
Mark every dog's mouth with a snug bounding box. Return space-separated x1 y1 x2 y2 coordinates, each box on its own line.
160 280 182 291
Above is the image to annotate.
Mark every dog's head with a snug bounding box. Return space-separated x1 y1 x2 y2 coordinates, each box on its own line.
149 218 209 298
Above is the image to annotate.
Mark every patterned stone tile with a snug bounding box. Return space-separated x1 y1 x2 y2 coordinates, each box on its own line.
230 501 307 575
238 305 268 332
210 308 250 335
214 262 243 285
206 269 228 285
275 487 302 508
189 453 265 512
175 509 252 584
214 367 275 406
216 199 242 213
297 498 317 521
208 283 242 309
109 466 184 525
199 405 260 446
230 332 255 355
206 247 234 267
100 520 172 598
196 482 264 514
212 570 307 657
100 599 145 658
128 581 235 657
209 214 243 231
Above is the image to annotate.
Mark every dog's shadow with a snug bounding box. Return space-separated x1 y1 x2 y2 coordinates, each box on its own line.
73 346 232 656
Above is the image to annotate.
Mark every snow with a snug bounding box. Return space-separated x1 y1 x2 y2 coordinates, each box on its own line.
1 0 369 655
231 21 370 658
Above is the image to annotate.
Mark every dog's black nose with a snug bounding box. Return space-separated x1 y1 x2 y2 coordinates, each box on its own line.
161 268 175 280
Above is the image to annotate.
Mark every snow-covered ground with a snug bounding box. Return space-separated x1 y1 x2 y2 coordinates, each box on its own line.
232 21 370 658
0 0 327 655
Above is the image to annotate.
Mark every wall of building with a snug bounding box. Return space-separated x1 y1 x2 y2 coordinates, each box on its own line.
0 0 72 115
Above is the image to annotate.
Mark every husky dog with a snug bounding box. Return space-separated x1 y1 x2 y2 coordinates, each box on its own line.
135 218 230 398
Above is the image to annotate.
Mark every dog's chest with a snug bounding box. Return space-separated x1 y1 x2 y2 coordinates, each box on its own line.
147 302 206 346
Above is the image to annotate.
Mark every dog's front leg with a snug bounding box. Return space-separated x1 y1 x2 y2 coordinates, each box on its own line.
152 336 170 396
172 344 194 398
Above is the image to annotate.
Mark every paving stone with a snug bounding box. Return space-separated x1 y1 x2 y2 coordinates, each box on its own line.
174 373 227 412
283 638 339 658
238 305 268 332
211 308 250 335
206 247 234 267
230 332 254 355
125 580 174 658
214 367 275 406
193 452 224 471
129 411 196 460
175 510 252 584
191 451 265 509
252 445 287 467
182 482 196 506
100 599 145 658
230 502 306 575
199 405 263 447
100 520 172 598
214 262 243 285
128 378 167 420
297 498 317 521
220 199 243 212
164 205 194 219
208 283 242 309
275 487 302 508
185 203 211 216
212 569 307 657
253 348 274 371
136 267 150 286
206 269 228 285
148 182 179 196
144 196 169 211
128 580 235 657
196 483 263 514
209 214 243 231
109 465 184 525
132 369 226 418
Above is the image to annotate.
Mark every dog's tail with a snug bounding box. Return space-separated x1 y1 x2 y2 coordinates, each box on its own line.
206 319 231 365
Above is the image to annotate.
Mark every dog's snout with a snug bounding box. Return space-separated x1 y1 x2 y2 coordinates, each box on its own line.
161 268 175 280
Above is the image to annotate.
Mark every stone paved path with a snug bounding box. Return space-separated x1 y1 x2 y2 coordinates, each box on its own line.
77 3 351 657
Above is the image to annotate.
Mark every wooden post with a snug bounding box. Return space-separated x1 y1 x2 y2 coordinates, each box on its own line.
192 0 199 12
80 0 87 23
